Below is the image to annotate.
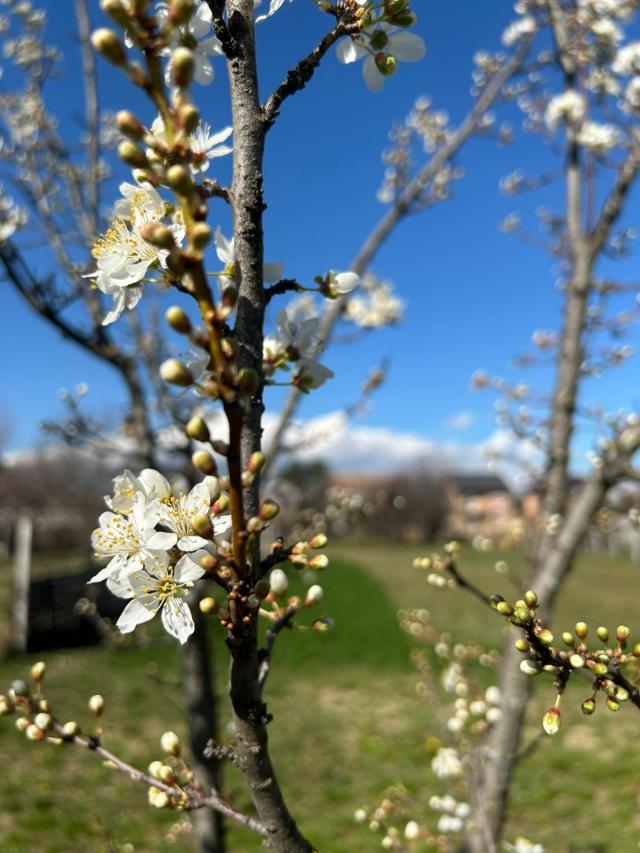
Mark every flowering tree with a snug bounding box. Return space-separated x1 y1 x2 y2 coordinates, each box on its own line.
354 1 640 850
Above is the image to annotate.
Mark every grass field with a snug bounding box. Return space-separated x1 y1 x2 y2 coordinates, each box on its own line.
0 543 639 851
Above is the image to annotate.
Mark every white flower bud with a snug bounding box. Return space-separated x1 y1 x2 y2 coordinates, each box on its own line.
269 569 289 597
88 694 105 716
305 585 324 606
160 730 181 756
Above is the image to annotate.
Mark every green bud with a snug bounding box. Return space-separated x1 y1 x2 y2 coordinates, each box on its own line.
496 601 513 616
169 0 195 26
192 450 218 475
178 103 200 134
237 367 260 396
593 662 608 676
191 222 211 251
191 513 213 538
186 416 210 442
309 554 329 571
100 0 130 26
575 621 588 639
581 698 596 715
166 164 193 195
606 696 620 712
524 590 538 608
259 499 280 522
616 625 630 644
388 9 417 26
513 605 531 623
171 47 195 87
562 632 575 647
309 532 328 549
165 305 192 334
116 110 145 140
538 629 554 646
139 221 175 249
118 140 149 168
514 638 529 652
633 643 640 657
384 0 409 13
91 28 126 65
596 626 609 643
248 451 266 473
374 53 397 77
160 358 193 387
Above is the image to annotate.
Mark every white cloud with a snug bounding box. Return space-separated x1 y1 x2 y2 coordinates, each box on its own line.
447 410 475 431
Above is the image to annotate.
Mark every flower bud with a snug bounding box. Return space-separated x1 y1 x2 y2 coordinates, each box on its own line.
116 110 145 140
569 654 585 669
151 790 171 808
178 103 200 134
26 723 46 741
309 554 329 571
169 0 195 26
606 696 620 712
100 0 129 26
259 499 280 522
519 659 541 676
11 679 29 698
91 28 126 65
63 721 80 737
140 221 176 250
513 604 530 623
158 764 178 784
34 712 52 731
596 626 609 643
581 698 596 715
31 661 46 683
633 642 640 657
269 568 289 597
191 513 213 539
542 706 560 735
388 9 416 26
165 305 192 334
191 222 211 251
16 717 30 732
514 638 529 652
199 596 219 615
88 694 105 717
118 140 149 168
247 516 263 534
171 47 195 87
254 580 270 600
248 451 265 473
160 730 181 756
185 416 210 443
538 629 554 646
496 601 513 616
308 532 328 549
192 450 217 475
593 662 608 676
0 695 13 715
149 760 164 779
237 368 260 396
212 494 230 514
616 625 629 644
160 358 194 387
305 584 324 606
199 553 219 573
524 590 538 608
375 53 397 77
166 164 193 195
561 632 575 647
575 621 588 639
384 0 408 13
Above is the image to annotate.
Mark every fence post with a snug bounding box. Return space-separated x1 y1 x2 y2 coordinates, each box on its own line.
11 514 32 654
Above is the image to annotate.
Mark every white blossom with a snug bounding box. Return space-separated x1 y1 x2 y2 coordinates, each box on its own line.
545 90 587 129
576 120 620 153
502 16 537 47
504 838 545 853
189 121 233 171
158 0 223 86
214 227 283 292
149 482 231 552
431 746 463 779
613 41 640 75
337 26 426 92
114 551 206 643
90 493 162 583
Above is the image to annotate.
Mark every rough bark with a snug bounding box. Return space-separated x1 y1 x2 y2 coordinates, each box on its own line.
224 3 313 849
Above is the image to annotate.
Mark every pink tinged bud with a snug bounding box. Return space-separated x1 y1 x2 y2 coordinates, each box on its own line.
248 451 266 473
259 499 280 522
616 625 630 644
26 723 46 741
161 730 181 756
212 495 230 514
269 569 289 597
542 706 560 735
305 585 324 606
308 533 328 549
31 661 46 683
91 28 126 65
192 450 217 476
88 694 105 717
160 359 194 387
15 717 31 732
309 554 329 571
191 513 213 539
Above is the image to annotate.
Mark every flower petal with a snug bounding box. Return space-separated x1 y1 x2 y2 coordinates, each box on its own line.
161 597 195 643
174 553 207 583
117 598 158 634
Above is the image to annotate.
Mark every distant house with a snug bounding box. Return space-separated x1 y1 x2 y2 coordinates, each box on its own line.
441 473 516 540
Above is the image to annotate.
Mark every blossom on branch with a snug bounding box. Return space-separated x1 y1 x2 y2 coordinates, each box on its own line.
337 24 426 92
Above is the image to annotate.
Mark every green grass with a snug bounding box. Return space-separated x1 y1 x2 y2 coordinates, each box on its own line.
1 543 639 851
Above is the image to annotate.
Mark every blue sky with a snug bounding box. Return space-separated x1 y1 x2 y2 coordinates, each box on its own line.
2 1 639 475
